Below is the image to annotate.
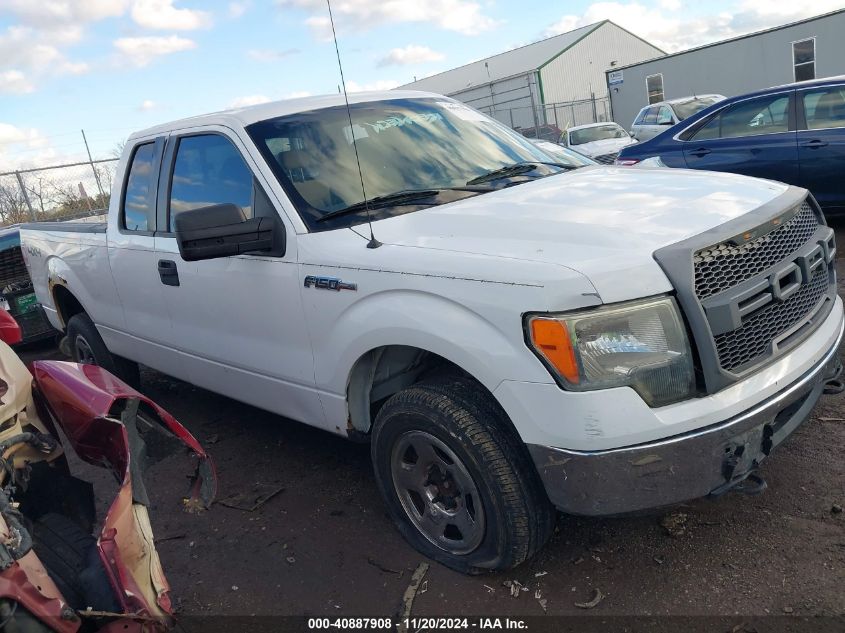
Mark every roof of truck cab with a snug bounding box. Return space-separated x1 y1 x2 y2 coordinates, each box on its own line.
129 90 447 139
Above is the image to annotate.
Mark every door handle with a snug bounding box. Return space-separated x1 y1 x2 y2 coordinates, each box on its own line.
689 147 711 158
800 139 828 148
158 259 180 287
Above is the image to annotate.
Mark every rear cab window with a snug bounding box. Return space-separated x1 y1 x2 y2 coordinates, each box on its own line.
122 142 157 231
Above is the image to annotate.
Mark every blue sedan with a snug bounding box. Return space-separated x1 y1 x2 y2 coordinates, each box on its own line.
616 75 845 215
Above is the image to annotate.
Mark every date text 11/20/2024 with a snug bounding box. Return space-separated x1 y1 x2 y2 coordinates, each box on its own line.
307 618 529 630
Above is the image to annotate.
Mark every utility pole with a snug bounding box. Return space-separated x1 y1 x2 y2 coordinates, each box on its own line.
81 129 105 200
14 171 36 221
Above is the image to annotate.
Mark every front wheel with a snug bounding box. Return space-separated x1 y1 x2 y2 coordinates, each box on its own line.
371 376 555 573
66 313 140 387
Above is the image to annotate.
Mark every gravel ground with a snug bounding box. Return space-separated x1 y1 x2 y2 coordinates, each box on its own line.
18 221 845 622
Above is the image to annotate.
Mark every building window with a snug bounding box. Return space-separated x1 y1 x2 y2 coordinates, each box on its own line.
793 38 815 82
646 74 664 104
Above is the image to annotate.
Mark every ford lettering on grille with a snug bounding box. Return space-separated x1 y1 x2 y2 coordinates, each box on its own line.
691 201 836 374
702 228 835 336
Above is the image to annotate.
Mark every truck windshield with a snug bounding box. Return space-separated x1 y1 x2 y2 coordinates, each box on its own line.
247 98 573 230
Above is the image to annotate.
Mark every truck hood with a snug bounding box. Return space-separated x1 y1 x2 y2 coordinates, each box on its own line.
371 166 792 303
572 136 636 158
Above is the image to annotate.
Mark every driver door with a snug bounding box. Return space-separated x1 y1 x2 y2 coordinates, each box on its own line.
153 127 325 428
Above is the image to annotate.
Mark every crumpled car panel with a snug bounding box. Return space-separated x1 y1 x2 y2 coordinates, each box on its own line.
29 360 217 624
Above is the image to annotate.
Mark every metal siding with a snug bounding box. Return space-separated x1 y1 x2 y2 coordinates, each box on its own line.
608 11 845 128
540 22 664 103
452 74 539 128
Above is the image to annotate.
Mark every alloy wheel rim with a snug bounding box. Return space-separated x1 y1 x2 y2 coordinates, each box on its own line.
390 430 485 555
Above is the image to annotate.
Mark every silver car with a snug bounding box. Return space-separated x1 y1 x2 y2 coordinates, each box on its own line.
630 94 725 141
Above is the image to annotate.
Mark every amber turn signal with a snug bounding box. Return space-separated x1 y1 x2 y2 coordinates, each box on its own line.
529 319 580 384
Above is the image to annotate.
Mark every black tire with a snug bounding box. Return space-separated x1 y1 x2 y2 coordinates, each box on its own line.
31 513 119 612
66 313 140 387
371 375 555 574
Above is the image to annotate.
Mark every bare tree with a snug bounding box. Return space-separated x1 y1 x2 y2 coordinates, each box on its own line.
111 139 127 159
0 180 33 225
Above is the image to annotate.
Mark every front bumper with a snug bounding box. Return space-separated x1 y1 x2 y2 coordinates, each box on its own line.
528 317 844 516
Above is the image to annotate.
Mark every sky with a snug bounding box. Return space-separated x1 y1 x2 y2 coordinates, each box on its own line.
0 0 842 170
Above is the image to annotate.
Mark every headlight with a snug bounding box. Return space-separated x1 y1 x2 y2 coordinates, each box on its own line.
526 297 695 407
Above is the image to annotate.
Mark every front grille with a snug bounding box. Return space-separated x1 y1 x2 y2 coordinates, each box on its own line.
694 203 819 300
593 152 618 164
713 266 830 372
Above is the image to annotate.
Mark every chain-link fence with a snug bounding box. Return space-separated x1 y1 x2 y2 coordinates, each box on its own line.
476 96 612 142
0 159 118 226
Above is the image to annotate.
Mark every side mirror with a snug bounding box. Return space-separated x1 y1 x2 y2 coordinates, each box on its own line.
0 309 22 346
175 203 285 262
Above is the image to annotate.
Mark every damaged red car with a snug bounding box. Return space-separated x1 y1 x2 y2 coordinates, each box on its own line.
0 309 216 632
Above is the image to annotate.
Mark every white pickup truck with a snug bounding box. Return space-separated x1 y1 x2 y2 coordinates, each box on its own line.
20 92 843 573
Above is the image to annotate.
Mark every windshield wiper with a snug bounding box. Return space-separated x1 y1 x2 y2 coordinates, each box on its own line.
316 189 443 223
466 161 573 186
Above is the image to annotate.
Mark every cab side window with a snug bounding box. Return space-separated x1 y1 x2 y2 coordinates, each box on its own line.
122 142 157 232
642 107 659 125
169 134 254 232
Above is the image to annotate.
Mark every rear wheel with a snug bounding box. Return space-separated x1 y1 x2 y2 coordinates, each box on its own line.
371 376 555 573
66 313 140 387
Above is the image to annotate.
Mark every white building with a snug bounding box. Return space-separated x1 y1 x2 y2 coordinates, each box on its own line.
399 20 664 133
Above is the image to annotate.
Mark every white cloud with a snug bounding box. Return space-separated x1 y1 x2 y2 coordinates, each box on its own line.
139 99 157 111
0 123 76 171
0 0 129 26
228 1 251 18
277 0 498 39
131 0 212 30
658 0 681 9
0 25 90 93
544 1 845 53
229 94 272 108
345 79 401 92
0 71 34 94
377 45 445 67
247 48 300 62
114 35 197 67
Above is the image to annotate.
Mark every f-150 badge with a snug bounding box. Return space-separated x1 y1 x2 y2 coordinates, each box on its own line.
304 275 357 291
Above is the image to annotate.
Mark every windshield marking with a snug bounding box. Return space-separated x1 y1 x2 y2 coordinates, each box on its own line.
363 112 444 133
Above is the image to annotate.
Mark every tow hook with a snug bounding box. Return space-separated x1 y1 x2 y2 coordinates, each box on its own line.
823 358 844 395
710 470 768 498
